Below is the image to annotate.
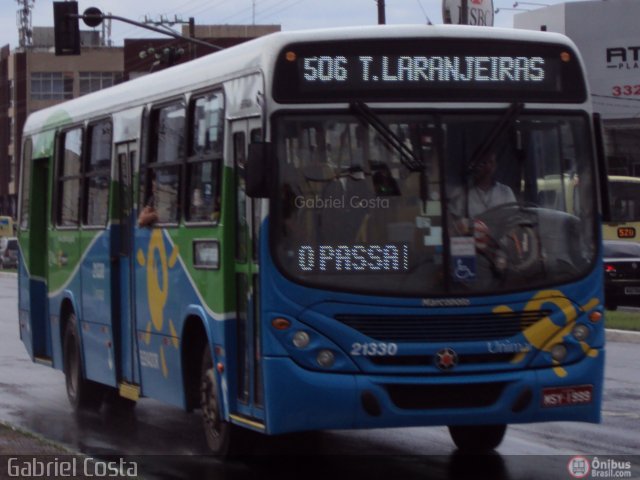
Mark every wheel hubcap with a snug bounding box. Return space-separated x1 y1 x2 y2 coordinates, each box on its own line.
201 368 221 440
67 340 78 398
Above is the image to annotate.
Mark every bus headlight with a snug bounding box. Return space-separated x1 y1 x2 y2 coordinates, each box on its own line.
292 331 310 348
550 343 568 362
316 350 335 368
572 324 590 342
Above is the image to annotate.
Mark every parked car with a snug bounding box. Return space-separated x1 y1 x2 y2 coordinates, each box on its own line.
0 237 18 269
603 240 640 310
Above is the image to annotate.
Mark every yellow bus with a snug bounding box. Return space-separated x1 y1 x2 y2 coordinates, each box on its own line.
603 176 640 242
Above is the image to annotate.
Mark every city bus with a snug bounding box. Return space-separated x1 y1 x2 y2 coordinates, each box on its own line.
17 25 609 455
603 175 640 242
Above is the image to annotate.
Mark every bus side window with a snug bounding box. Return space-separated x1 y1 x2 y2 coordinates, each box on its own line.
56 127 83 227
19 138 33 230
144 103 185 224
83 120 112 227
250 128 262 261
234 132 247 262
186 91 224 223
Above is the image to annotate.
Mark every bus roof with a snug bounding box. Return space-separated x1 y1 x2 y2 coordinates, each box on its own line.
23 24 581 135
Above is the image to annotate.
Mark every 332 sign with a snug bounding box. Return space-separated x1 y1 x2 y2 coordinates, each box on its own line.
612 84 640 96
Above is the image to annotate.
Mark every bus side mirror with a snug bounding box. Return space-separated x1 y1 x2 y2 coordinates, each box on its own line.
247 142 274 198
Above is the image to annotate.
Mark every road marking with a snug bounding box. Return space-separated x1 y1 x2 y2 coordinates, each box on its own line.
602 410 640 419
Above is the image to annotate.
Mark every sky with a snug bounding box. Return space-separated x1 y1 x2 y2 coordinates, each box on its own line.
1 0 584 48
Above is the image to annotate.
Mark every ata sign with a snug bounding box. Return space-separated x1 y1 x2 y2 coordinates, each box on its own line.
442 0 494 26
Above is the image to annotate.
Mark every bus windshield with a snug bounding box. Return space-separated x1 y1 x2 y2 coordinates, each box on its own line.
273 111 597 297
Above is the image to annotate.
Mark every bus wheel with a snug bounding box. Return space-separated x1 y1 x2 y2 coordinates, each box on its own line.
200 344 233 455
448 424 507 452
63 313 104 411
200 345 254 456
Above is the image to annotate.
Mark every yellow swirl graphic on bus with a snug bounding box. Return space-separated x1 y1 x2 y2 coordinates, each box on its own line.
137 229 180 378
496 290 599 377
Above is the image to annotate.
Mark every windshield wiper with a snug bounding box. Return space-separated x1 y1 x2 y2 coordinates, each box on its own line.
350 101 423 172
465 102 524 176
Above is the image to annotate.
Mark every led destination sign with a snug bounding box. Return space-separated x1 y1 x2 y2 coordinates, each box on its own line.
273 39 587 103
297 244 410 273
302 55 546 85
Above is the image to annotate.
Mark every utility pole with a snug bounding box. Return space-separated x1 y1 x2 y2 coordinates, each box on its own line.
377 0 386 25
460 0 468 24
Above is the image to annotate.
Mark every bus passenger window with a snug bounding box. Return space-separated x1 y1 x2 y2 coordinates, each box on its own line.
186 92 224 223
84 120 111 226
20 138 32 230
144 103 185 224
57 128 82 226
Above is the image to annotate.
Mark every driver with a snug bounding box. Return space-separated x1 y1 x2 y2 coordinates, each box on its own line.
450 152 516 221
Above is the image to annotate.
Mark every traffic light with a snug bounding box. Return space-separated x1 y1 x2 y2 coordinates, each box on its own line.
53 1 80 55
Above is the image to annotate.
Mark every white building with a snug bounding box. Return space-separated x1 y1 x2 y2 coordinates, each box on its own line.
514 0 640 174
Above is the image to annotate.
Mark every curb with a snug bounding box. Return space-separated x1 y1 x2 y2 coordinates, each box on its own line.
606 328 640 344
0 420 75 454
0 271 17 278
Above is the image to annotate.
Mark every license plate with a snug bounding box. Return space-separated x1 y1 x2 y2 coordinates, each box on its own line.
624 287 640 295
541 385 593 408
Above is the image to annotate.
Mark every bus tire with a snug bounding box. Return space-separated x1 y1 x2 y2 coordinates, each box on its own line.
200 344 245 456
448 424 507 452
63 313 104 411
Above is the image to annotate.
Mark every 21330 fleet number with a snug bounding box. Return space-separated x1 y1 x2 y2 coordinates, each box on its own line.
351 342 398 356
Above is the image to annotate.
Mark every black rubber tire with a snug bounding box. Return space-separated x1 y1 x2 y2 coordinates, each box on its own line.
200 344 232 455
63 313 104 411
448 424 507 452
200 344 253 456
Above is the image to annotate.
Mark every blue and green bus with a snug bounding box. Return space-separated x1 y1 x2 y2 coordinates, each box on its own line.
18 25 609 454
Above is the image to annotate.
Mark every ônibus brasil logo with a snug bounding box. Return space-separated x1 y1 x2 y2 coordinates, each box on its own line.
568 456 591 478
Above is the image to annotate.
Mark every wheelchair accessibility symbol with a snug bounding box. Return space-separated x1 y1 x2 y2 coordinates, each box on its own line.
454 257 476 280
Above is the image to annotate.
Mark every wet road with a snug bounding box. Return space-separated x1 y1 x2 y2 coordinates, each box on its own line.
0 275 638 479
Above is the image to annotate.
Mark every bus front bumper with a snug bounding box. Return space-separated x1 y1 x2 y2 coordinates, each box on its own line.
259 350 604 435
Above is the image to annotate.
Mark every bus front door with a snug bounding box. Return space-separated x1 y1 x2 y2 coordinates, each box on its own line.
231 119 265 425
27 158 51 362
114 142 140 395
